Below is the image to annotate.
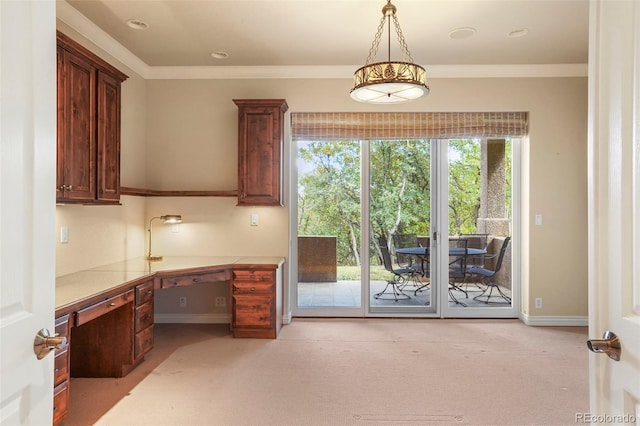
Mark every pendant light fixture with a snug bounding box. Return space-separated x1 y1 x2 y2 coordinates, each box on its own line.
350 0 429 104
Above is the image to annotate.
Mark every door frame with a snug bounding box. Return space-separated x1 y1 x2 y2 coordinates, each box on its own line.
289 136 521 319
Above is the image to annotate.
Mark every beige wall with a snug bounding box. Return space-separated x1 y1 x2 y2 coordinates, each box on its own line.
54 25 588 318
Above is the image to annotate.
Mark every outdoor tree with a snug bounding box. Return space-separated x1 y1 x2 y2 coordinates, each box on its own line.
298 139 508 268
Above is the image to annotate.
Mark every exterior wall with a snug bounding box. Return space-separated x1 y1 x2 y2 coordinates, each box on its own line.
53 24 588 318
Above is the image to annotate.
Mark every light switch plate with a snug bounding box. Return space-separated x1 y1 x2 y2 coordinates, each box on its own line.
535 214 543 226
250 213 259 226
60 226 69 243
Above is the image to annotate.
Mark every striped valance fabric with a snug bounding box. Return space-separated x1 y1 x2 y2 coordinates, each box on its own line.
291 112 528 141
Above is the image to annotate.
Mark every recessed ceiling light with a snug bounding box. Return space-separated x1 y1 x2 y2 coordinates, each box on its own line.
126 19 149 30
508 28 529 38
211 51 229 60
448 27 476 40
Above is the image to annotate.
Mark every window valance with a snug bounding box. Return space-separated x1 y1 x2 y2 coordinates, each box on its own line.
291 112 528 141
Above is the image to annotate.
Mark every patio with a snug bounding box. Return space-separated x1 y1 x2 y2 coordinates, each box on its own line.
297 280 512 308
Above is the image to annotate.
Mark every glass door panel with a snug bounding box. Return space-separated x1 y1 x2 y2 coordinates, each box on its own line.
295 140 363 315
368 139 436 314
443 138 516 317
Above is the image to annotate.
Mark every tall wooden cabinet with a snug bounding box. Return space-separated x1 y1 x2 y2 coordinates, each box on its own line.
56 31 127 204
233 99 288 206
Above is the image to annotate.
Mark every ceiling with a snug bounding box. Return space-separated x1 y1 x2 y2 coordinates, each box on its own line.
62 0 589 69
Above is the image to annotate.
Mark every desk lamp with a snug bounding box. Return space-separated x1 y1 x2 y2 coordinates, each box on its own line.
146 214 182 262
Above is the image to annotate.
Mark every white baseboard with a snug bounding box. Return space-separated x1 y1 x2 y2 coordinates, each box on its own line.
154 313 230 324
520 314 588 326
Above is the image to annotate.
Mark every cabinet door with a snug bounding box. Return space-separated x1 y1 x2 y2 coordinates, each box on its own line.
57 48 96 201
235 99 288 206
96 71 121 202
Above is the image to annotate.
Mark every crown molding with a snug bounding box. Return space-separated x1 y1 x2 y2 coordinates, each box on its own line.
57 0 152 78
146 63 587 80
57 0 588 81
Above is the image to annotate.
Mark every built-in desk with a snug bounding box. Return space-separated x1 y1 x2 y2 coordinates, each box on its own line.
53 256 284 425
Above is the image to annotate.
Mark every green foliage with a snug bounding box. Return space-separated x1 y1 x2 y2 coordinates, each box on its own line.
297 139 511 267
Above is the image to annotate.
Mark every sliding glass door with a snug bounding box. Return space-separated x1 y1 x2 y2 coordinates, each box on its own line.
294 140 364 316
368 139 437 315
291 137 518 318
440 138 518 318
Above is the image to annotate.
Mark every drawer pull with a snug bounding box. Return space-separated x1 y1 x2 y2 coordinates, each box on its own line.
251 287 256 292
109 303 116 307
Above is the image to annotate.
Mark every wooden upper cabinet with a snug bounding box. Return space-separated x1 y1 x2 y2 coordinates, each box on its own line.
234 99 288 206
56 31 127 204
96 72 122 202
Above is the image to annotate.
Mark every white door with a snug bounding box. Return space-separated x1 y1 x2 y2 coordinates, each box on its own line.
587 0 640 420
0 2 57 425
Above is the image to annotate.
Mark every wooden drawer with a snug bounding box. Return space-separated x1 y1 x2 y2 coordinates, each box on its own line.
135 280 154 305
54 351 69 386
135 324 154 358
53 381 69 426
232 269 273 282
135 301 153 332
232 294 273 328
55 314 70 339
232 280 273 294
75 290 134 326
161 270 228 288
54 314 70 386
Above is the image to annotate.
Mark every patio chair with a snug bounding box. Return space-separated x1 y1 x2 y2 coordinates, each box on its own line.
468 237 512 304
375 236 415 301
448 237 469 306
459 233 489 267
392 233 420 269
459 233 489 292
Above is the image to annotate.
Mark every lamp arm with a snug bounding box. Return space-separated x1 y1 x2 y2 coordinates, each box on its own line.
147 216 162 260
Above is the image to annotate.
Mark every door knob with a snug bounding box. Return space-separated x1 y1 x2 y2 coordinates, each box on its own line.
33 328 67 360
587 330 621 361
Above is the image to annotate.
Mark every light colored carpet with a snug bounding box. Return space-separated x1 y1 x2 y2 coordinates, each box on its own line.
64 319 589 426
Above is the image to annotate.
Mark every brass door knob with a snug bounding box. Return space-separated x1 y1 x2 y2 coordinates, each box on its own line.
33 328 67 360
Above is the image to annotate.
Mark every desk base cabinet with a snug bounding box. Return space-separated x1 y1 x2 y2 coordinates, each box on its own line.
54 259 282 422
231 266 282 338
53 314 70 425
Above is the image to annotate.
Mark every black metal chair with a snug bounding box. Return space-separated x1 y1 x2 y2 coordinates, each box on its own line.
467 236 511 304
392 233 420 269
459 233 489 267
459 233 489 292
448 237 469 306
375 236 416 301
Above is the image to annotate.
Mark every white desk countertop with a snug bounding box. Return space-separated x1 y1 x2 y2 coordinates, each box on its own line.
56 256 285 310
